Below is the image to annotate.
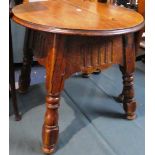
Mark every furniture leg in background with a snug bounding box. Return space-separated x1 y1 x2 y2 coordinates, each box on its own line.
9 14 21 121
18 29 33 93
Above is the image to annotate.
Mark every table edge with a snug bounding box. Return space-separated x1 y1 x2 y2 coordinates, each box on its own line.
12 15 145 36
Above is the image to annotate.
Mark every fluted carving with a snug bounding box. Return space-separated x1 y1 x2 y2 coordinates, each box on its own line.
33 31 54 58
64 36 123 79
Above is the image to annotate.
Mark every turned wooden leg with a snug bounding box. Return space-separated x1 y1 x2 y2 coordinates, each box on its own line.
18 29 33 93
122 72 136 120
41 34 66 154
42 75 64 154
42 93 60 154
120 34 137 120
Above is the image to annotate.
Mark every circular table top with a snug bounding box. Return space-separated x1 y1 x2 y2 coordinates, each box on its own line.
12 0 144 36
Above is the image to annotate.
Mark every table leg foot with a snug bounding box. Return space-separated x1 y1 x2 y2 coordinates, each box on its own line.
126 113 136 120
123 100 137 120
82 69 101 78
92 69 101 74
15 113 22 121
42 145 55 154
42 94 59 154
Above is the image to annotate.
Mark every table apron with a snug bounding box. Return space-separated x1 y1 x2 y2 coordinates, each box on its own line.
32 32 135 80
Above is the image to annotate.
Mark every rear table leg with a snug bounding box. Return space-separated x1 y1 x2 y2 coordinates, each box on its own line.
119 34 137 120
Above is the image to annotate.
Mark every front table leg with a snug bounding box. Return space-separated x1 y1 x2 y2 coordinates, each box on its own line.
41 35 66 154
42 93 60 154
120 34 137 120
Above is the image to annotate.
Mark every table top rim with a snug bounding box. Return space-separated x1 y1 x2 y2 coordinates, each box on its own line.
12 0 145 36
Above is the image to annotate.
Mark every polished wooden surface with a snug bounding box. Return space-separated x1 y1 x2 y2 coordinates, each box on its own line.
12 0 144 35
11 0 144 154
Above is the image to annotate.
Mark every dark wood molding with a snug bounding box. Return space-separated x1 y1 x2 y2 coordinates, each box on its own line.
12 15 144 36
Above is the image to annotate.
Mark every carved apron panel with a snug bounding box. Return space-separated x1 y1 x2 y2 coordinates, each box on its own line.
64 35 123 78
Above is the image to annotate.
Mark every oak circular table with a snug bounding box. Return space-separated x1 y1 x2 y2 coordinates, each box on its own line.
12 0 144 154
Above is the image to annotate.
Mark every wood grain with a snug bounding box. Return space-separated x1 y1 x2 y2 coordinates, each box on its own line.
11 0 144 153
12 0 144 36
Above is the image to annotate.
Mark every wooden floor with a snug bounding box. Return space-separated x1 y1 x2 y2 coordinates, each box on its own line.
10 62 145 155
